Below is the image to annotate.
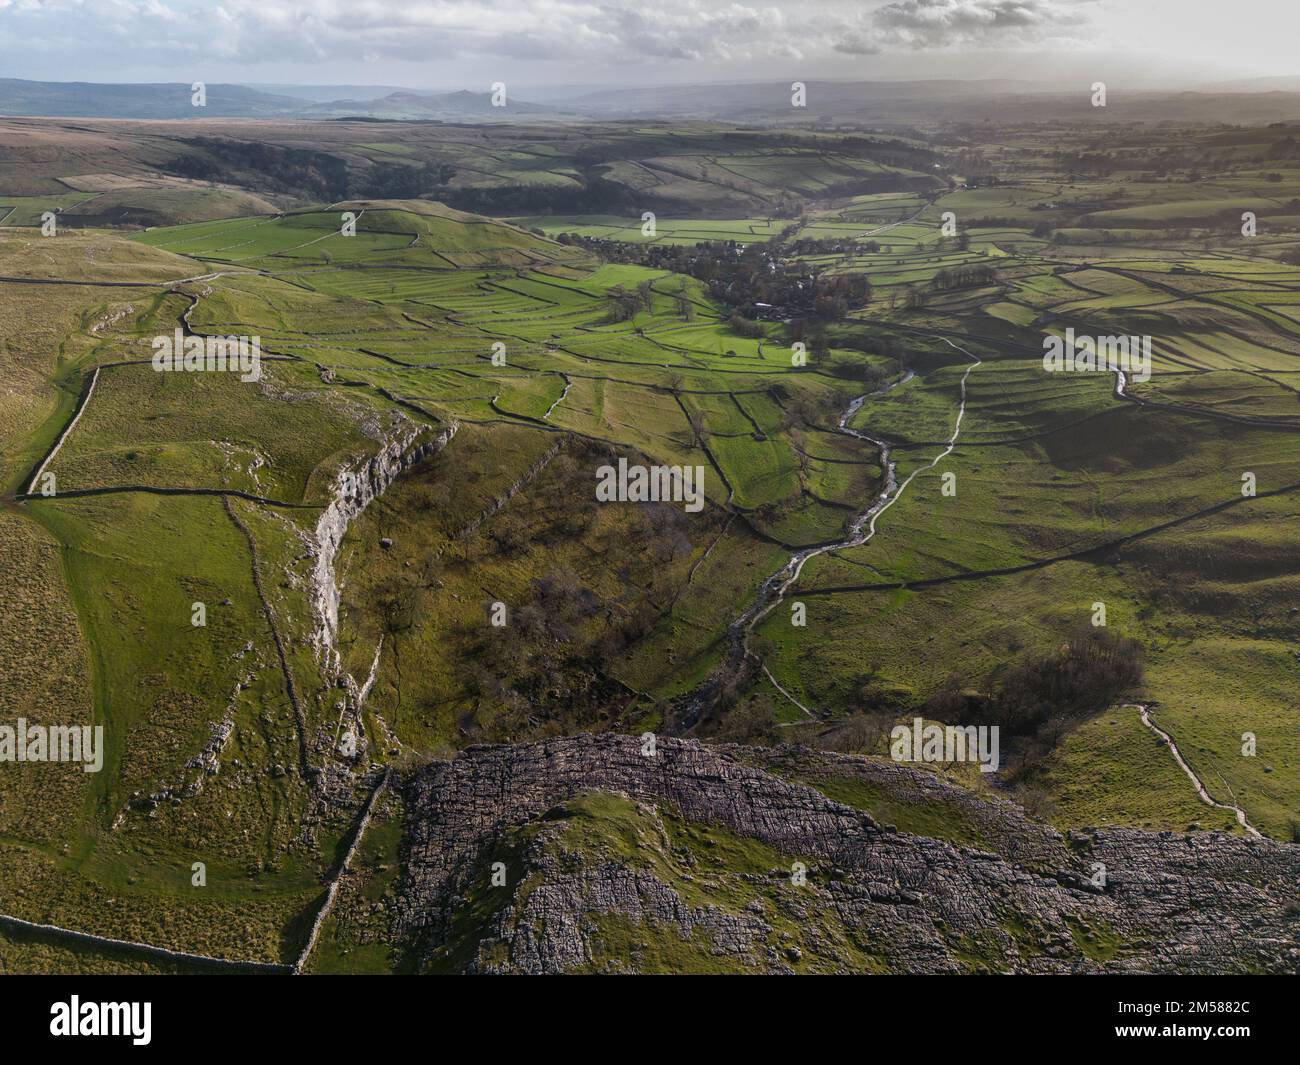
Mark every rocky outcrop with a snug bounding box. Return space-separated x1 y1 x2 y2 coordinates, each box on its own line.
387 734 1300 974
308 417 458 672
302 416 456 826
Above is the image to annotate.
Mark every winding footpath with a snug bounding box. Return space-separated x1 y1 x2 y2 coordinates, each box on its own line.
756 341 979 626
1128 703 1263 838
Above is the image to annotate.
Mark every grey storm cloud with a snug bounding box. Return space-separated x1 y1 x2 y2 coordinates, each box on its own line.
870 0 1089 50
183 1 799 65
0 0 1093 70
833 34 883 57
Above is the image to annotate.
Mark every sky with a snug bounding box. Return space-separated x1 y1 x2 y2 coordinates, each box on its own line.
0 0 1294 92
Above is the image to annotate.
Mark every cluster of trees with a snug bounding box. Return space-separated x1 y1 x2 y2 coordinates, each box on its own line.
806 273 873 318
452 441 699 739
727 313 765 338
165 138 460 202
572 235 872 320
604 281 655 322
165 137 350 200
805 629 1145 773
732 626 1154 843
783 236 881 256
928 262 997 291
989 629 1143 736
360 161 457 199
466 568 609 737
926 628 1145 772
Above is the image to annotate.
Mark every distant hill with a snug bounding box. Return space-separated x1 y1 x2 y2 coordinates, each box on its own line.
0 78 305 119
244 83 422 103
305 90 566 120
1200 75 1300 93
2 76 1299 126
561 78 1300 125
563 78 1055 117
0 78 564 121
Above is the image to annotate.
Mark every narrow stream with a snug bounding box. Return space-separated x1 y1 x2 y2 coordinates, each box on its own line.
676 338 981 727
543 375 572 420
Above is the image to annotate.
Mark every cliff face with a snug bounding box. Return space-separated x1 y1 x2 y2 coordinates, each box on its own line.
378 735 1299 974
308 419 458 672
302 416 458 818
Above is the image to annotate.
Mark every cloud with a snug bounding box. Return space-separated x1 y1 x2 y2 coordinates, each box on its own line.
177 1 802 66
833 32 883 56
870 0 1088 50
0 0 1095 78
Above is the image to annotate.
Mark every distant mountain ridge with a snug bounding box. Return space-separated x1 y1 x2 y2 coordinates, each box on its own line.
0 78 562 121
2 76 1300 125
0 78 303 119
304 89 565 120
